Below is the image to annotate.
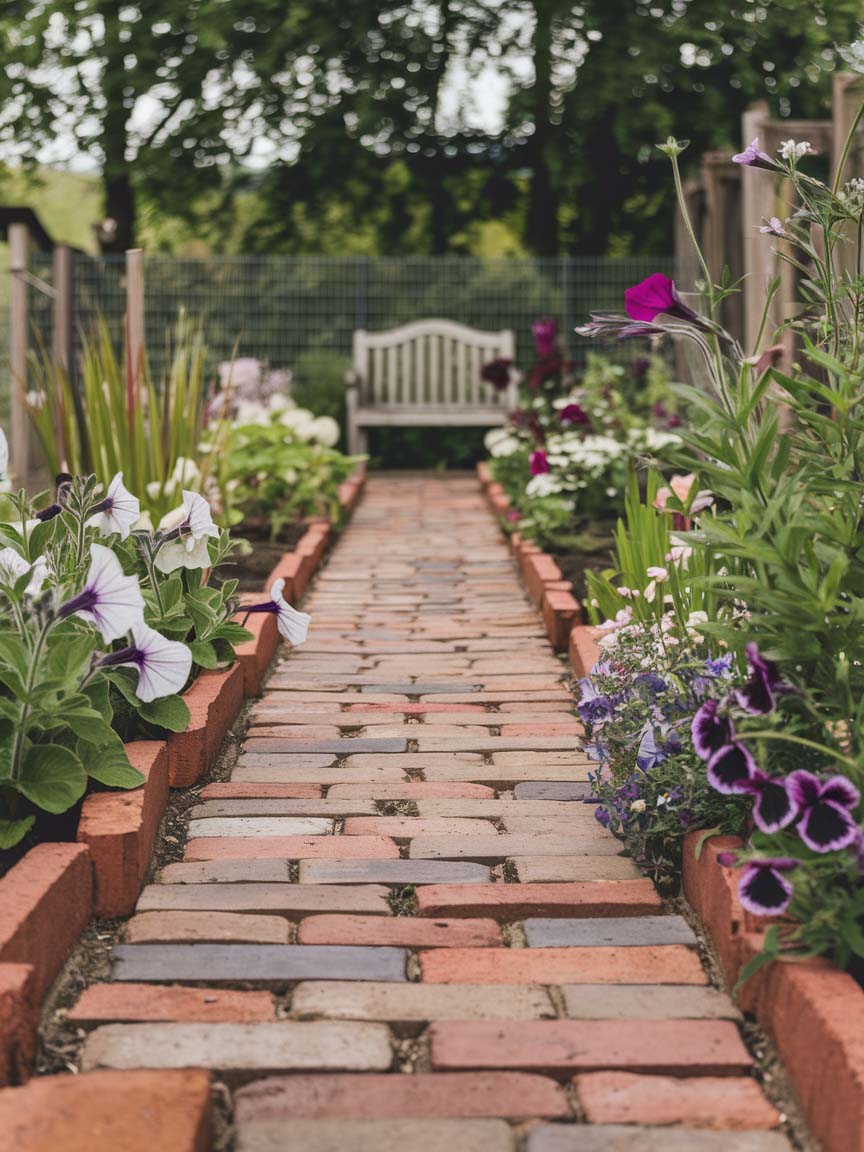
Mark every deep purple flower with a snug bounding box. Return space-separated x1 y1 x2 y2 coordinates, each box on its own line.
35 503 62 522
678 808 693 827
737 858 798 916
530 450 549 476
532 318 558 358
691 699 734 760
481 358 516 392
735 643 786 715
624 273 702 325
739 769 798 834
559 403 590 427
733 137 772 166
786 771 860 853
631 357 651 381
706 742 756 794
595 806 611 828
577 678 613 723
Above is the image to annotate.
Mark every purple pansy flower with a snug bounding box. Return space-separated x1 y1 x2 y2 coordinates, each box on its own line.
594 806 611 828
532 318 558 358
706 741 756 794
530 450 549 476
733 137 772 166
637 723 665 771
786 771 860 853
577 678 613 723
734 643 786 715
739 769 798 834
691 699 734 760
624 273 702 325
737 858 797 916
559 403 590 427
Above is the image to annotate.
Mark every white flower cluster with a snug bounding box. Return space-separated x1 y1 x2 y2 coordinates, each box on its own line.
839 36 864 74
838 178 864 216
234 394 340 447
484 428 522 458
779 139 813 162
628 427 683 454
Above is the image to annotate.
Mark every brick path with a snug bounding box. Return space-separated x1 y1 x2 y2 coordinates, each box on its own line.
68 475 792 1151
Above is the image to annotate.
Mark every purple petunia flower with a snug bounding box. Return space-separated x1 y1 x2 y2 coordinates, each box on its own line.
532 318 558 359
738 858 797 916
739 769 798 834
735 643 785 715
530 450 549 476
786 771 861 853
706 742 756 794
559 403 590 427
594 806 611 828
691 699 734 760
733 137 772 166
624 273 702 325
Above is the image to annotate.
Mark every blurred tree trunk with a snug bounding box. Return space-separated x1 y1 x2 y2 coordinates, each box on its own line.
100 2 135 251
524 0 559 256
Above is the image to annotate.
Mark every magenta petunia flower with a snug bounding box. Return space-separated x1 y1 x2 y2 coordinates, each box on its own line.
531 318 558 359
786 771 860 853
625 274 702 325
737 858 797 916
530 450 550 476
559 403 590 427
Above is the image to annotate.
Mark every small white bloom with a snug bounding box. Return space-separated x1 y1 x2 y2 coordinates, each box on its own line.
87 472 141 541
839 37 864 74
646 566 669 583
630 799 647 814
0 548 48 594
779 139 813 162
270 577 311 645
644 580 657 604
309 415 340 448
155 491 220 574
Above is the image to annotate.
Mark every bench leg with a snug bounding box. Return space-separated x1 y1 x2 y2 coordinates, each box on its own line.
348 422 368 456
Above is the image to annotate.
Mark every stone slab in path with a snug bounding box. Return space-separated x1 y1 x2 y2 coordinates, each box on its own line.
125 911 292 945
184 835 399 861
523 916 697 949
297 914 502 948
289 981 556 1023
112 943 407 985
189 800 378 819
574 1071 780 1129
138 882 392 917
82 1021 393 1076
186 817 334 838
298 859 493 885
513 857 642 882
513 783 594 800
526 1126 791 1151
235 1118 516 1152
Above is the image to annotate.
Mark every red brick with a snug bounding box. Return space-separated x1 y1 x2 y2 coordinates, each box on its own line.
235 1071 569 1121
541 589 582 651
416 881 663 920
0 964 36 1086
298 915 502 948
168 665 245 788
341 703 488 714
429 1020 752 1077
67 983 274 1025
234 599 280 697
184 835 400 861
498 724 581 736
0 843 92 1000
420 946 707 985
682 831 746 986
199 783 322 800
568 625 603 678
265 551 303 601
0 1068 211 1151
76 741 169 917
126 911 291 945
574 1071 779 1129
342 818 493 838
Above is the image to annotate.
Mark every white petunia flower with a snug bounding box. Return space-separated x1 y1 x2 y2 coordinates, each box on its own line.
87 472 141 541
59 543 145 642
244 577 311 646
309 416 341 448
99 621 192 702
155 491 220 574
0 548 48 594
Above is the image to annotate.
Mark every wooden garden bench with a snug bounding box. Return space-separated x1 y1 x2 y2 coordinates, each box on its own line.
346 319 517 454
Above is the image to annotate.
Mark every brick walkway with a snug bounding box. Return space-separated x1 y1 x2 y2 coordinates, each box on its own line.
68 474 791 1151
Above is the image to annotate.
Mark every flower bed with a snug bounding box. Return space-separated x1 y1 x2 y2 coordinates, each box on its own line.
0 462 365 1085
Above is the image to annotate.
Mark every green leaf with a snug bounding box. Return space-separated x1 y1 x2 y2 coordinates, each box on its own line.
693 827 721 860
47 635 97 687
188 639 219 669
138 693 191 732
83 677 113 722
81 740 145 789
0 815 35 849
17 745 87 814
107 668 142 706
64 708 115 744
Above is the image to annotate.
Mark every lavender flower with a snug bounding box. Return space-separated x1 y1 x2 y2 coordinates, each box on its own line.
244 577 311 646
58 543 145 643
758 217 787 237
733 137 771 166
786 771 860 853
98 622 192 702
737 858 797 916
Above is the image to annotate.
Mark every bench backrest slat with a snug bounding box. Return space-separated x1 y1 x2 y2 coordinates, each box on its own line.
353 319 517 411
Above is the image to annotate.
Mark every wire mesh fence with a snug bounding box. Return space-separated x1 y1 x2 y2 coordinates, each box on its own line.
15 252 673 396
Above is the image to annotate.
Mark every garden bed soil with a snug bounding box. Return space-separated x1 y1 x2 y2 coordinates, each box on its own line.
217 521 308 593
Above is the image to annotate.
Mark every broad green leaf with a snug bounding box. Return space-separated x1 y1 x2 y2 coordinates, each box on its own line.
17 745 87 813
138 694 191 732
0 815 36 849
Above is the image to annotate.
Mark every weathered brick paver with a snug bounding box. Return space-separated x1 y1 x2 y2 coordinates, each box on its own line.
58 475 792 1149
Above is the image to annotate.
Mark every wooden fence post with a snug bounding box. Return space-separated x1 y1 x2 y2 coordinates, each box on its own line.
741 102 778 355
833 72 864 284
125 248 145 388
8 222 30 486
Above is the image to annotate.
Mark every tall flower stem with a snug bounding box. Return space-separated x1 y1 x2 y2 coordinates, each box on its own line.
10 617 53 783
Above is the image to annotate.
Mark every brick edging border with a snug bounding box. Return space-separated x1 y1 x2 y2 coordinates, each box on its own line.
476 462 583 653
0 463 367 1085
